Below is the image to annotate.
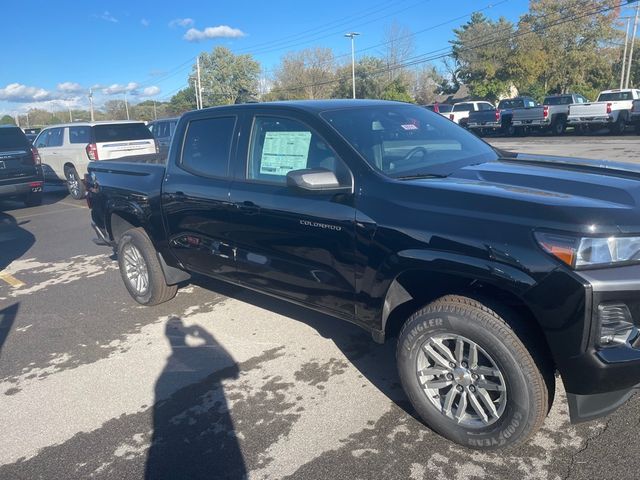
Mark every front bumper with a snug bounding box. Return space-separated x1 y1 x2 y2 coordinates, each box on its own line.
564 264 640 422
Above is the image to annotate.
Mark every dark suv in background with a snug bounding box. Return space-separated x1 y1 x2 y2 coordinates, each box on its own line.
148 117 179 161
0 126 44 207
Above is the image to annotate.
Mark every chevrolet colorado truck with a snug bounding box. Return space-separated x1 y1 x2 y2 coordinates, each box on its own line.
567 89 640 134
631 99 640 134
86 100 640 450
509 93 589 135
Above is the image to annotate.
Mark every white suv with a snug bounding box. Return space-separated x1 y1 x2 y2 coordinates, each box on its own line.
34 121 156 199
448 101 495 127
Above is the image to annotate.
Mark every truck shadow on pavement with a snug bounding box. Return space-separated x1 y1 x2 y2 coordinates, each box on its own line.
145 316 247 480
0 303 19 360
191 276 413 416
0 212 35 271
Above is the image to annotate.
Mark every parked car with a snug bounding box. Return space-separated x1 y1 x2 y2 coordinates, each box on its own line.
148 117 179 161
467 97 537 135
0 125 44 207
631 99 640 134
532 93 590 135
567 89 640 134
448 101 494 127
87 100 640 450
33 121 156 199
424 103 453 117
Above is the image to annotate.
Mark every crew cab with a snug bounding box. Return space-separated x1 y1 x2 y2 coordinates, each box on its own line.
567 89 640 134
505 93 589 135
447 101 494 127
466 97 538 135
87 100 640 450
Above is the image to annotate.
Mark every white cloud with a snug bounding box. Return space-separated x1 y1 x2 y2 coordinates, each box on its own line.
94 11 118 23
184 25 245 42
102 82 139 95
0 83 51 103
169 18 194 28
140 86 161 97
57 82 84 94
141 18 150 27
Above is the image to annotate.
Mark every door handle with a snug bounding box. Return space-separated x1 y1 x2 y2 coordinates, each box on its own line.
236 201 260 215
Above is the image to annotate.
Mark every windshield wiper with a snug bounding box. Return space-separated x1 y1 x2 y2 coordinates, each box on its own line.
395 173 449 180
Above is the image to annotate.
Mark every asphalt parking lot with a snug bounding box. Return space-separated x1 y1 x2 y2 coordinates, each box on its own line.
1 135 640 480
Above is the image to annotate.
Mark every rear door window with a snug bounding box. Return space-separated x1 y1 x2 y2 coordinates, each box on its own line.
48 128 64 147
180 116 236 178
0 128 29 150
69 126 91 144
94 123 153 143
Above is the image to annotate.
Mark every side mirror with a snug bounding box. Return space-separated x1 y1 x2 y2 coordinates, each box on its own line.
286 168 352 195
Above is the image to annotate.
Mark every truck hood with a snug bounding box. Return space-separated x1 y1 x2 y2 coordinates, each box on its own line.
402 153 640 235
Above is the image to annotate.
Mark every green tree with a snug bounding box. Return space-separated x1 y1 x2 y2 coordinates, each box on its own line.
450 12 515 101
0 115 15 125
168 86 197 115
191 46 261 106
332 56 387 99
412 65 446 104
268 47 336 100
515 0 619 95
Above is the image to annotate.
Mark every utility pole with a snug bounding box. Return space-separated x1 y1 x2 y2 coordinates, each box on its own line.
625 1 640 88
89 89 95 122
344 32 360 99
68 105 73 122
196 55 203 109
153 100 157 120
621 17 631 89
124 93 130 120
26 112 30 128
15 113 20 128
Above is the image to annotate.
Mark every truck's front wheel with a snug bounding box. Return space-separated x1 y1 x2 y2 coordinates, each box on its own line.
397 295 550 450
117 228 178 306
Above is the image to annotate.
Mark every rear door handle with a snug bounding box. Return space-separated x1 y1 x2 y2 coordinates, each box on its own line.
236 201 260 215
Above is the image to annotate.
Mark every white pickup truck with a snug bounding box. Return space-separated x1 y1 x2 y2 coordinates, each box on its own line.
567 89 640 134
447 101 494 127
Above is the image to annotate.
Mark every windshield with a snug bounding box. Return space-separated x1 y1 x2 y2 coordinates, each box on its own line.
94 123 153 143
321 104 498 178
597 91 634 102
436 104 453 113
0 128 29 150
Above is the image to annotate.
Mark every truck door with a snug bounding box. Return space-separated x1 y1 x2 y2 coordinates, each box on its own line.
227 113 357 319
162 114 238 277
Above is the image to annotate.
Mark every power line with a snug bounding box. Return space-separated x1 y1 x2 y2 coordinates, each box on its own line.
266 0 632 96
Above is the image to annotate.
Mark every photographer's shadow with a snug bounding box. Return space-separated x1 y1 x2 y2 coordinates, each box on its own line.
145 317 246 480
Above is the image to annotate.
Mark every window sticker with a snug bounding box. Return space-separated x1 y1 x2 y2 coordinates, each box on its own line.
401 124 418 130
260 131 312 176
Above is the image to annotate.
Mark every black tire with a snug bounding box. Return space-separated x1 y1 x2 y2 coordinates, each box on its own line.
550 117 566 136
397 295 550 450
65 166 86 200
23 192 43 207
117 227 178 306
610 115 626 135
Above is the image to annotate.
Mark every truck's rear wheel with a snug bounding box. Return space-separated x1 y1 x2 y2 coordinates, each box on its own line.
610 115 626 135
551 117 566 135
117 228 177 306
397 295 549 450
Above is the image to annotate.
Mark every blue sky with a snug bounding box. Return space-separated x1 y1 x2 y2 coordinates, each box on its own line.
0 0 543 114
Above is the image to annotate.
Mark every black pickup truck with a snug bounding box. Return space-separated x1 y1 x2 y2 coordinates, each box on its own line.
87 100 640 450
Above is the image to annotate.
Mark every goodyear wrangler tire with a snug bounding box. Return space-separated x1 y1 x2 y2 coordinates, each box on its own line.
397 295 549 450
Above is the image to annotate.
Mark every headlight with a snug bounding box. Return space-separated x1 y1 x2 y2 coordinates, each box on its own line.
535 232 640 269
